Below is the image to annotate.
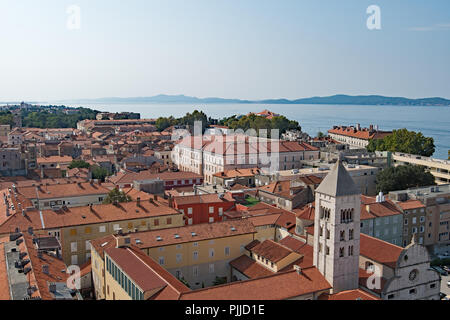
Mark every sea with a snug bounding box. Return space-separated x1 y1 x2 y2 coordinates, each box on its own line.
60 103 450 160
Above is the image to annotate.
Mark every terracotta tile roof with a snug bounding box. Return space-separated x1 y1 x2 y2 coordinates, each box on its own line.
246 214 281 227
180 267 331 300
293 203 315 221
360 197 402 220
105 244 189 298
109 170 202 185
0 199 181 234
251 240 293 263
16 182 109 200
201 137 318 156
79 259 92 277
318 289 380 300
397 200 425 210
0 237 11 300
22 234 71 300
118 220 256 249
242 202 293 217
244 240 261 251
360 233 403 269
328 126 392 140
229 255 273 279
278 237 314 268
37 156 73 164
213 168 261 178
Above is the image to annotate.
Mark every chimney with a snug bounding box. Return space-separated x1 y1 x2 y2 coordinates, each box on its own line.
42 264 49 275
153 194 158 201
49 283 57 293
356 123 361 131
116 235 131 248
294 265 302 275
136 197 141 207
168 195 173 208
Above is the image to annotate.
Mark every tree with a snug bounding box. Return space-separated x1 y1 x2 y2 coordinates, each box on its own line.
367 128 435 157
103 188 132 204
317 131 325 138
68 160 91 169
376 164 436 193
155 117 173 132
91 165 110 182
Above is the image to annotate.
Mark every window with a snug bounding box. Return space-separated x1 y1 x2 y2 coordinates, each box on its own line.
348 246 354 256
409 289 416 295
85 240 91 251
209 248 215 258
349 229 354 240
209 264 215 274
225 247 230 256
70 229 77 236
326 246 330 255
176 254 182 263
218 207 223 216
340 230 345 241
113 224 120 231
420 216 425 223
412 217 417 224
188 207 193 215
209 217 214 223
339 248 344 257
404 219 408 225
159 257 165 265
154 219 159 226
85 227 91 234
99 225 106 233
188 218 193 225
209 207 214 214
193 266 199 277
71 255 78 265
71 242 78 252
167 218 172 225
193 251 198 260
420 226 425 233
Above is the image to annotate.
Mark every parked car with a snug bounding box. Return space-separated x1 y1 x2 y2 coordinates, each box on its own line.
443 266 450 273
432 266 449 276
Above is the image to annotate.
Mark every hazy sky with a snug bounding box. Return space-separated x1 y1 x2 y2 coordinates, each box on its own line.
0 0 449 101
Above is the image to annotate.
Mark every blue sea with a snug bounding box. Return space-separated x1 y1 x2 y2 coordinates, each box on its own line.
62 103 450 160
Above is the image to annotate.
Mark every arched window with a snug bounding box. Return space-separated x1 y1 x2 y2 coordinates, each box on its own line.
340 230 345 241
339 247 344 257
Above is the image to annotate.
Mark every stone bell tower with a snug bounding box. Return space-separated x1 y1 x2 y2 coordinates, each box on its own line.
313 160 361 293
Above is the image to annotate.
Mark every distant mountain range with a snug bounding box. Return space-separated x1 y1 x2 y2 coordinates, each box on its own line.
56 94 450 106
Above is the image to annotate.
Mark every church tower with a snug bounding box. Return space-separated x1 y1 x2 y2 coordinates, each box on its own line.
313 160 361 293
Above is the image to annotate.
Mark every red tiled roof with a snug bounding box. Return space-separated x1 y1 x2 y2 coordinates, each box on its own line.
229 255 273 279
318 289 380 300
397 200 425 210
251 240 293 263
179 267 331 300
328 126 391 140
360 233 403 269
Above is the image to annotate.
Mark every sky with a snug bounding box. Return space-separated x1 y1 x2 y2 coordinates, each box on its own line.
0 0 449 101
